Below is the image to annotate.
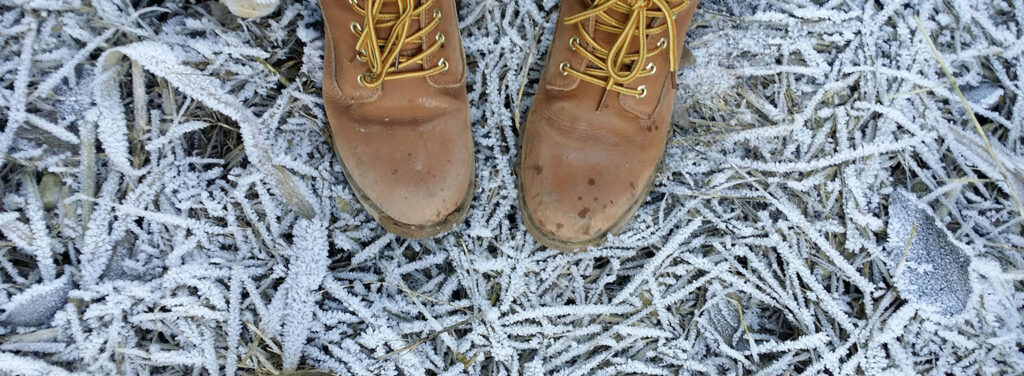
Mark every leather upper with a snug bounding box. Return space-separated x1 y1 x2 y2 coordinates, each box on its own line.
521 0 699 244
322 0 474 226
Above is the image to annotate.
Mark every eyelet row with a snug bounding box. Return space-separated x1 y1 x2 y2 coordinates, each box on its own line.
350 5 448 88
348 7 443 35
357 58 449 88
559 36 657 98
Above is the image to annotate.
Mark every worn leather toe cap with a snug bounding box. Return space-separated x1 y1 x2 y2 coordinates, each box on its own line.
330 110 474 227
520 112 659 245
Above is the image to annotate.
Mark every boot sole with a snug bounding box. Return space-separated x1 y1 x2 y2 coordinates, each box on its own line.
516 121 666 252
324 125 475 239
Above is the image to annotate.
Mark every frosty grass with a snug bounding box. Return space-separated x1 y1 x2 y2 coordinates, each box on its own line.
1 0 1024 375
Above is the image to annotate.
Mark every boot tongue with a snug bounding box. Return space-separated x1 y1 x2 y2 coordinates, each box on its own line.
584 1 675 78
365 0 426 65
587 4 648 77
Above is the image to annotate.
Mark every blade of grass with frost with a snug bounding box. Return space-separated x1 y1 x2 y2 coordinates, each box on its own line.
745 332 830 356
942 125 1024 207
0 329 57 348
99 192 230 235
0 341 65 355
20 172 58 281
611 215 702 305
91 65 147 177
350 233 394 266
0 18 36 172
77 173 123 285
93 41 316 218
278 218 329 371
0 212 34 263
225 266 244 376
29 28 115 101
145 121 210 152
79 109 98 231
915 16 1024 220
728 133 931 173
24 113 80 145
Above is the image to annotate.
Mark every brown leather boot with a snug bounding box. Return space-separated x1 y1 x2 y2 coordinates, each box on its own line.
519 0 699 250
321 0 474 238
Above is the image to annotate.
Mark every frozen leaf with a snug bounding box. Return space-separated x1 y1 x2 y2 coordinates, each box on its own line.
963 84 1003 110
886 190 973 316
704 298 744 350
222 0 280 18
1 275 71 327
0 351 79 376
38 173 62 210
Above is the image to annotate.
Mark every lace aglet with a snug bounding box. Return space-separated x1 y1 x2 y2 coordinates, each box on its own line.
596 88 610 112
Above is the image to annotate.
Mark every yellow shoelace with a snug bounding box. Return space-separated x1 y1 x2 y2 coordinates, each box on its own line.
349 0 448 88
560 0 690 98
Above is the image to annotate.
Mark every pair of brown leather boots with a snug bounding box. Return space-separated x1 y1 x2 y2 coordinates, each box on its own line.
322 0 699 251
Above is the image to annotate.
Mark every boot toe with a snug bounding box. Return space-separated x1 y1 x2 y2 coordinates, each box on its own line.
331 114 474 230
520 124 655 246
361 156 470 227
523 169 642 244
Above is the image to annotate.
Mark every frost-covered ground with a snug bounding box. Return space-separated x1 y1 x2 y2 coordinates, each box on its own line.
1 0 1023 374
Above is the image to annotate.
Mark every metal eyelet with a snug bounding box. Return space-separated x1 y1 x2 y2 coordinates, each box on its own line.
436 32 445 44
438 58 449 71
357 72 374 87
356 49 368 62
350 22 363 34
568 37 580 50
433 8 442 18
657 38 667 48
637 85 648 98
645 62 656 74
559 61 570 76
348 0 357 5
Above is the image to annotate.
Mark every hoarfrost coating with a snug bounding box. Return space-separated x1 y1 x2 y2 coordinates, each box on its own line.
1 0 1023 375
